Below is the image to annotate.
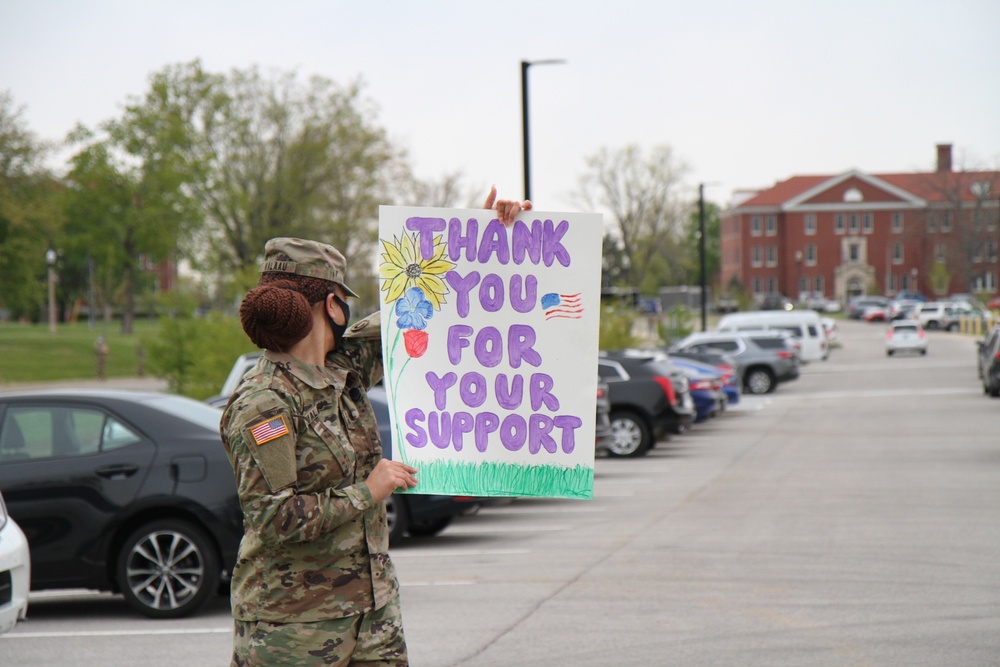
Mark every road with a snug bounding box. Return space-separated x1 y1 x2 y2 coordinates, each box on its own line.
2 318 998 666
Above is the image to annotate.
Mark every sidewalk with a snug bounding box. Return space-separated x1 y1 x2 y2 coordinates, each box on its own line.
0 376 169 392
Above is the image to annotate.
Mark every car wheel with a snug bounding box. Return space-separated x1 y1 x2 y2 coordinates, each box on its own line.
744 368 775 394
117 519 219 619
887 349 894 356
947 322 959 332
386 494 410 544
607 411 651 457
408 516 453 538
925 321 939 330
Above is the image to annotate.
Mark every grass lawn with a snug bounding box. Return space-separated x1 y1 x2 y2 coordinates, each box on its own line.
0 319 160 384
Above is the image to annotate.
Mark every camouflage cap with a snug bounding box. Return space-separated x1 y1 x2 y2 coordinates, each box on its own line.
260 237 360 298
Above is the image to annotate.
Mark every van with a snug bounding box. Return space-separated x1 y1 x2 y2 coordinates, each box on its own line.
716 310 829 362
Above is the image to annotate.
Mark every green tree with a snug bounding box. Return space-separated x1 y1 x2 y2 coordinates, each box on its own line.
119 61 400 313
574 144 691 293
0 91 64 321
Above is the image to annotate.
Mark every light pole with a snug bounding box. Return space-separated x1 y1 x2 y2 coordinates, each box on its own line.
698 183 721 331
46 248 57 334
521 59 565 202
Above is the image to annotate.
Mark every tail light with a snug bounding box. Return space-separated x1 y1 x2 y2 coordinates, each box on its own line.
776 350 793 359
596 386 606 399
886 329 893 340
652 375 677 406
918 329 926 339
994 351 1000 360
690 379 712 391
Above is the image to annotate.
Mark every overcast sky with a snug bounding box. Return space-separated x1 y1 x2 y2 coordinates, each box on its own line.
2 0 998 211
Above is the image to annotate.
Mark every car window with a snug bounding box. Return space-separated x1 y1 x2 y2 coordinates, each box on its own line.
894 325 917 333
703 341 738 352
0 406 141 460
750 337 788 350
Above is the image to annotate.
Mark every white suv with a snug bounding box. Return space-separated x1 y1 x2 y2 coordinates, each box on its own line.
916 302 959 331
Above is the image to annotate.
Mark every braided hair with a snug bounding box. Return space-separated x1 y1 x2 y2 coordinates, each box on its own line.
239 274 336 351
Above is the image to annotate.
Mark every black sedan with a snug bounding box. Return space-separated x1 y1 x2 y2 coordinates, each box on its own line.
0 390 243 619
597 352 696 457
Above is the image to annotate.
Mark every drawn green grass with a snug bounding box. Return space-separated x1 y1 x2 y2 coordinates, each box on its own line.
399 459 593 499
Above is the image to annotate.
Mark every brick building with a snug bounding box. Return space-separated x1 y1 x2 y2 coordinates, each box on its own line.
720 144 1000 305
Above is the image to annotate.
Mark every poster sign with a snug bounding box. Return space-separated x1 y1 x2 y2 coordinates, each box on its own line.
377 205 603 499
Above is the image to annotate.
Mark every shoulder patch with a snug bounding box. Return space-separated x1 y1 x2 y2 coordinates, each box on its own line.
249 415 290 445
344 311 381 339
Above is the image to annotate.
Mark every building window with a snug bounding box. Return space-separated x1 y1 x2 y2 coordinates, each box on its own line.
848 244 860 262
804 214 816 235
987 240 998 263
805 244 817 266
863 212 873 233
848 213 859 234
892 243 903 264
751 246 763 267
765 215 777 236
835 214 845 234
814 276 824 292
753 277 762 293
798 276 808 296
767 277 777 293
935 242 946 262
973 271 996 292
892 212 904 233
751 216 762 236
766 245 777 267
927 213 937 233
941 211 953 232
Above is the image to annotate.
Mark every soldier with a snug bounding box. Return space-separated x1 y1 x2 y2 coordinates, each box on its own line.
221 189 529 666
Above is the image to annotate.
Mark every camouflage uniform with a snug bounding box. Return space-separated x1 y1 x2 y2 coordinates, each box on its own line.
221 237 407 666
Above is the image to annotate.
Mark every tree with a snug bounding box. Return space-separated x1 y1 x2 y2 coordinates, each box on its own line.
118 62 401 310
574 144 691 293
0 91 63 321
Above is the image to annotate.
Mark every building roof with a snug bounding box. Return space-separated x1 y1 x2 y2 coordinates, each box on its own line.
735 169 1000 211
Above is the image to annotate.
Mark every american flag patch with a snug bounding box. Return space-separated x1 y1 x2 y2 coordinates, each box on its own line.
541 292 584 320
250 416 289 445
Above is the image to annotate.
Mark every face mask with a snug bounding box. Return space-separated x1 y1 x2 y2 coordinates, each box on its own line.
328 294 351 349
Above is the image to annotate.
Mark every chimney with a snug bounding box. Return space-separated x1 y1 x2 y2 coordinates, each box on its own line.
936 143 952 173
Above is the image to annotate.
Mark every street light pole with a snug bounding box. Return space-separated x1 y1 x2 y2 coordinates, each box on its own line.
521 59 565 202
46 248 57 334
699 184 707 331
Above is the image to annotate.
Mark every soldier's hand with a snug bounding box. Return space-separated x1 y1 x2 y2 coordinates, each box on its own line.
366 459 419 503
484 185 532 225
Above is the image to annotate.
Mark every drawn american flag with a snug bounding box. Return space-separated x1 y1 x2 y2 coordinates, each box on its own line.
541 292 583 320
250 416 289 445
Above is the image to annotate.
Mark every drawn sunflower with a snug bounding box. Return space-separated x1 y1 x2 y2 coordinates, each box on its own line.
379 231 455 309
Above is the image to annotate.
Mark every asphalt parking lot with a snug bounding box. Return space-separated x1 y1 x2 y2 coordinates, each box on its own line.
2 318 998 667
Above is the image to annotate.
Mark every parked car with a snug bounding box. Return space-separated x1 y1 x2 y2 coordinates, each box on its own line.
597 353 696 457
847 296 890 319
211 353 479 543
885 320 928 356
666 356 730 420
977 324 1000 397
988 295 1000 311
595 380 613 454
758 293 792 311
668 350 741 405
916 301 960 331
717 310 829 362
0 489 30 635
669 330 800 395
0 390 244 618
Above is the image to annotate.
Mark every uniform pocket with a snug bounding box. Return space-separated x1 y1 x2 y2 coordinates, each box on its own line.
309 416 356 481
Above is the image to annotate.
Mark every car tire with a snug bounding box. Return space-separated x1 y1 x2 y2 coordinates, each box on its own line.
947 322 959 332
926 321 939 330
887 349 894 356
117 519 219 619
386 495 410 544
408 516 453 538
607 411 651 457
744 368 775 394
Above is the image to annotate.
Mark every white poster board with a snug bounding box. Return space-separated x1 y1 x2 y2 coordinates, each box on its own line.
377 206 602 499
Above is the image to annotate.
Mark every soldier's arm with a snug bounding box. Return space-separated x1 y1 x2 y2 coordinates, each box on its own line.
223 390 376 546
330 311 384 389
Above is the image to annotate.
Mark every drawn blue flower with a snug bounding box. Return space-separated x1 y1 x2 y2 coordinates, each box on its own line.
395 286 434 330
